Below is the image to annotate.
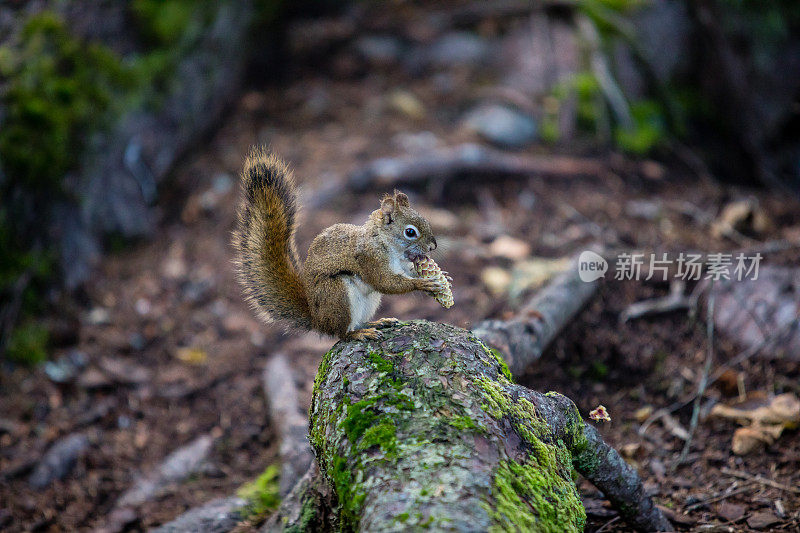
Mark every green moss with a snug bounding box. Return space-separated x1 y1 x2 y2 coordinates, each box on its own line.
448 415 478 431
487 460 586 533
5 321 49 366
237 465 281 519
489 348 513 381
367 350 393 373
359 422 397 456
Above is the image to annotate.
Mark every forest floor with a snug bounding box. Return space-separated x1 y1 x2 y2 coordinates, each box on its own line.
2 4 800 532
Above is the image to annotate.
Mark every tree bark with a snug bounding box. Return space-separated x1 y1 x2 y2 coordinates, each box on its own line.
304 320 669 532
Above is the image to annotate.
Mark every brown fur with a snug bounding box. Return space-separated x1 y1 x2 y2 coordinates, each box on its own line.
233 148 444 338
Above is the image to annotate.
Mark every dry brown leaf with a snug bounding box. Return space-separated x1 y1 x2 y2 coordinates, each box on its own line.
711 393 799 455
489 235 531 260
710 393 800 427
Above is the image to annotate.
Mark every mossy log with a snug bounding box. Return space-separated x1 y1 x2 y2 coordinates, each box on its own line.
280 320 669 532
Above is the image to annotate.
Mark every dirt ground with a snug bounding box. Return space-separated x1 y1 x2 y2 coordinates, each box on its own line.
2 4 800 532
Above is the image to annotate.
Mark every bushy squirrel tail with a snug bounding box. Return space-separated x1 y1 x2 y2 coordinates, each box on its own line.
233 147 313 330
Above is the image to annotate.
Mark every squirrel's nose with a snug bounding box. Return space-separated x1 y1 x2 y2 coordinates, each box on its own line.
429 238 437 251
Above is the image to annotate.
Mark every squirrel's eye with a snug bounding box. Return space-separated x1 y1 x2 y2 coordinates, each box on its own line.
404 225 419 240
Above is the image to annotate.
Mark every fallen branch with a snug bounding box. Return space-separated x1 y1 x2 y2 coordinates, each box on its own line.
306 320 669 531
262 353 314 496
473 254 601 377
150 496 247 533
347 143 606 192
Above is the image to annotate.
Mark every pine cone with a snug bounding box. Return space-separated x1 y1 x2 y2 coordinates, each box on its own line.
414 256 454 308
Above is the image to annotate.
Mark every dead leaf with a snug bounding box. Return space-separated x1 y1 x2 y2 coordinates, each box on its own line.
711 393 799 455
716 501 745 522
489 235 531 260
710 393 800 427
634 405 654 423
711 198 772 239
175 347 208 365
620 443 642 459
481 267 512 296
388 90 425 120
731 425 785 455
747 510 780 530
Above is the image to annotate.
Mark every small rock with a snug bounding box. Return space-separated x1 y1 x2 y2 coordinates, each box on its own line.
626 199 662 220
353 35 404 66
78 368 113 389
43 351 87 384
99 358 152 385
134 298 151 316
28 433 90 488
464 104 538 149
86 307 110 325
212 173 233 194
391 131 441 153
221 313 255 335
427 31 490 67
747 510 780 530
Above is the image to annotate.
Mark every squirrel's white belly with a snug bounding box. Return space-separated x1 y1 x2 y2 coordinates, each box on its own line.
343 275 382 332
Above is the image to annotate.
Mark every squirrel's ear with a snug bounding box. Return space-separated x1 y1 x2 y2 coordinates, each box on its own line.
393 190 410 207
380 194 395 224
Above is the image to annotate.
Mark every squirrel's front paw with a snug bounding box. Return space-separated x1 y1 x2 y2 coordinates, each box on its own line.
415 277 446 294
367 317 401 329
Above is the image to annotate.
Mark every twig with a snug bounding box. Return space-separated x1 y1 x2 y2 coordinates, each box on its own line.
674 287 715 469
720 468 800 494
640 315 798 432
683 482 752 511
473 250 602 377
595 515 620 533
621 280 696 323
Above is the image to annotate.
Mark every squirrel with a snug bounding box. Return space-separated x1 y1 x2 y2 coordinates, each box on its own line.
232 147 447 340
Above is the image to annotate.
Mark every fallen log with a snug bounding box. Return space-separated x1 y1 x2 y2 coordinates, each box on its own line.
349 143 606 190
263 353 315 496
302 320 669 532
473 256 601 377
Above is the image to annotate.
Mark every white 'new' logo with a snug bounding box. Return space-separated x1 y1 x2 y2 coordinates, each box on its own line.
578 251 608 282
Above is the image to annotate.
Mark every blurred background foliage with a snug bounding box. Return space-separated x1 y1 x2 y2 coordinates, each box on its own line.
0 0 798 365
